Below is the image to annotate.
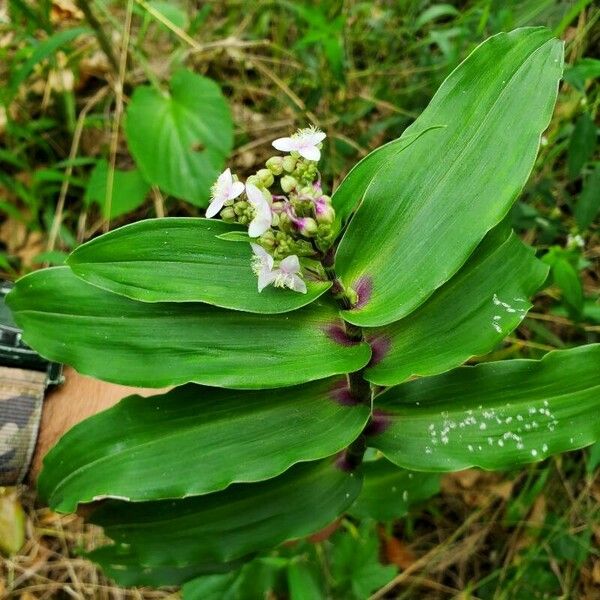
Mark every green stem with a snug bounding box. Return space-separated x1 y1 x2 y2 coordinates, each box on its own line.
326 265 373 470
75 0 119 72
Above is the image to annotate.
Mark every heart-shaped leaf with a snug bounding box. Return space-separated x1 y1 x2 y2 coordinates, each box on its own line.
67 218 330 313
368 345 600 471
7 267 370 388
39 378 370 512
125 69 233 206
84 159 150 219
335 28 563 326
364 227 548 386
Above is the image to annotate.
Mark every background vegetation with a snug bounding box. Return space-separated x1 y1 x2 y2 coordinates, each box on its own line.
0 0 598 598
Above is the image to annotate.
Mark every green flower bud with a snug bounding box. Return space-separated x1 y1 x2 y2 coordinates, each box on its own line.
281 175 298 193
299 217 318 237
257 168 274 188
234 200 249 216
259 230 276 249
266 156 284 176
282 155 297 173
246 174 261 187
315 203 335 224
220 207 236 221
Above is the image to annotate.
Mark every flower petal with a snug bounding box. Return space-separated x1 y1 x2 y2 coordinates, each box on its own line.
303 131 326 146
290 275 307 294
228 180 245 200
279 254 301 274
257 269 277 292
251 243 274 270
245 183 265 206
272 137 297 152
217 168 233 188
298 145 321 161
205 197 225 218
248 215 271 238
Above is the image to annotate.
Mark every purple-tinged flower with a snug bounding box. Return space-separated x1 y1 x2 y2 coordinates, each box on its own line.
272 127 326 162
250 244 307 294
206 168 244 218
246 183 272 237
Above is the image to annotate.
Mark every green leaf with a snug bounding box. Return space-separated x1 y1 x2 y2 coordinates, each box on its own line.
364 228 548 386
84 159 150 219
147 0 188 29
564 58 600 91
85 553 242 588
575 164 600 230
414 4 460 29
183 573 241 600
567 113 597 178
368 345 600 471
6 27 89 102
7 267 370 388
350 459 441 521
87 459 362 585
329 522 396 599
39 378 370 512
331 127 443 232
551 257 584 315
67 218 330 313
183 559 289 600
125 69 233 207
287 562 324 600
335 28 563 327
0 488 26 556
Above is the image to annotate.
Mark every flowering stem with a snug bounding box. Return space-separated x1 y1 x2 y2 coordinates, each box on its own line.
326 264 373 470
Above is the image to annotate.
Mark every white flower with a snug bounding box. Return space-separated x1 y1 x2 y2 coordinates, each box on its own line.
206 168 244 218
251 244 307 294
246 183 272 237
272 127 326 162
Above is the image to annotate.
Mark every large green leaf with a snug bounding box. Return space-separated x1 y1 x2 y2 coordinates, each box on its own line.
335 28 563 327
39 378 370 512
125 69 233 206
7 268 370 388
67 218 330 312
84 556 240 588
364 228 548 386
349 458 440 521
87 459 362 585
368 345 600 471
331 128 442 231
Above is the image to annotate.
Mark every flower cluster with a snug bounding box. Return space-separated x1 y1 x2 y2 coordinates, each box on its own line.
206 127 336 294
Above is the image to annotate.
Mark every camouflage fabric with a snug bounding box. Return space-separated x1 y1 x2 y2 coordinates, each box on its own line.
0 366 45 485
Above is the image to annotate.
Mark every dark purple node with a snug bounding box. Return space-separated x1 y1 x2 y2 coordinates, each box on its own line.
364 410 392 436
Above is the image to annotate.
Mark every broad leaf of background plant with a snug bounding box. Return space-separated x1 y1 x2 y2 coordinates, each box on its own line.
39 378 370 512
567 112 596 178
335 27 563 327
364 227 548 386
125 69 233 207
349 459 441 521
368 345 600 471
575 165 600 230
87 459 362 586
84 159 150 219
329 521 396 599
68 218 330 312
7 267 370 388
